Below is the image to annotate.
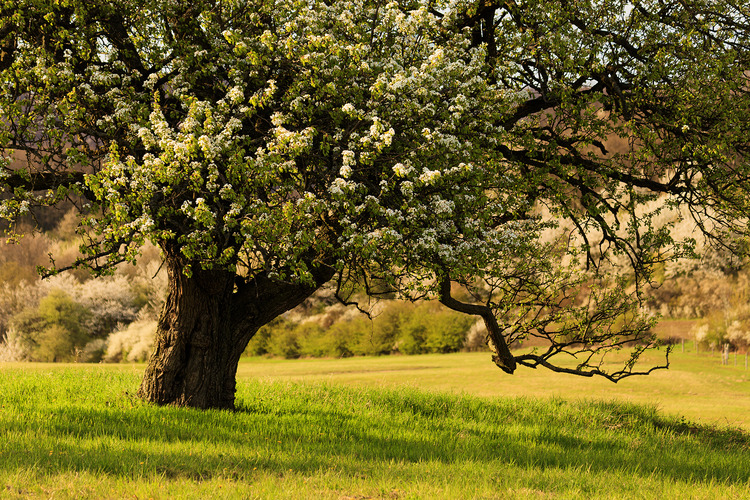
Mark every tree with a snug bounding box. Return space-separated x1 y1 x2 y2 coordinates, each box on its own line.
2 0 750 408
10 288 91 361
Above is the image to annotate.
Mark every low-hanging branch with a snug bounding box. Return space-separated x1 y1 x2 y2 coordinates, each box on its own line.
438 272 516 374
514 348 671 383
0 170 87 193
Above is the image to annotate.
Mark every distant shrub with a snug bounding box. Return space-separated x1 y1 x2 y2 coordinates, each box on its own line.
316 319 355 357
646 268 750 319
0 237 167 357
10 289 91 362
726 321 750 349
245 317 288 356
74 277 139 337
397 307 428 355
51 207 80 242
265 324 302 359
692 303 750 352
295 322 330 357
245 300 475 359
121 249 169 318
464 320 488 351
0 280 45 341
363 301 409 355
0 327 29 362
104 319 156 362
396 303 474 354
34 324 78 362
0 230 52 284
0 261 39 288
422 309 475 353
44 274 139 338
337 314 393 357
81 338 108 363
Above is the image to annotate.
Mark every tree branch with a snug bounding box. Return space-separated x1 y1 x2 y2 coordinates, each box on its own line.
1 171 88 194
514 348 671 383
437 272 516 374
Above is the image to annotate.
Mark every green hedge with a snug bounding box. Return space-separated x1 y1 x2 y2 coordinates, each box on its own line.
245 301 476 359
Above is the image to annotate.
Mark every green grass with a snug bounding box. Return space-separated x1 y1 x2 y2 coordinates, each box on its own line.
238 348 750 430
1 357 749 499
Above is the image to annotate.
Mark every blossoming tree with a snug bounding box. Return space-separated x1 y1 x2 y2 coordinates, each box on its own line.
2 0 750 408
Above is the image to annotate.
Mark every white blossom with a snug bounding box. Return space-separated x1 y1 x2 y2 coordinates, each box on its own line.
432 199 454 214
419 168 441 184
342 150 355 166
227 86 244 105
392 163 412 177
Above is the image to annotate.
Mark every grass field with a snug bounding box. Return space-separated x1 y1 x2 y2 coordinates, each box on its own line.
1 349 749 499
237 347 750 430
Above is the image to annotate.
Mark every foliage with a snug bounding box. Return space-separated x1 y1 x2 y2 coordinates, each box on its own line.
0 229 167 361
692 308 750 352
646 257 750 351
247 315 348 359
395 302 472 355
39 274 141 338
0 231 50 337
0 280 44 343
246 300 476 359
79 338 107 363
9 289 90 361
0 327 27 361
3 0 750 392
265 322 304 360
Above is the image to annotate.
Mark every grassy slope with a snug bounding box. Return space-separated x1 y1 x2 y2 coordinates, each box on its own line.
1 359 749 499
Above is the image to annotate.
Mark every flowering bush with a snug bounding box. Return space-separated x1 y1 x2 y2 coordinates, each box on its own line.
0 328 28 362
104 319 157 363
0 231 165 362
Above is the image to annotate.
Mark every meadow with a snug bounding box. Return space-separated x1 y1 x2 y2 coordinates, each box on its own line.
238 347 750 430
0 349 749 499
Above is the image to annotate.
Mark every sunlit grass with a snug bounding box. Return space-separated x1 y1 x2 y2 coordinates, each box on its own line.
237 347 750 430
0 362 749 498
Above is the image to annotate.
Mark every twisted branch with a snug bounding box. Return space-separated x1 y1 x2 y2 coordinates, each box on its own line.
437 272 516 374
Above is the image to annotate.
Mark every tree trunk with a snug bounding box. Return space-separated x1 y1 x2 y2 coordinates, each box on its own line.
137 251 332 409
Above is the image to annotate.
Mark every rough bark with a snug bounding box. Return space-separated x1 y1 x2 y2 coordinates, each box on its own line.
137 250 334 409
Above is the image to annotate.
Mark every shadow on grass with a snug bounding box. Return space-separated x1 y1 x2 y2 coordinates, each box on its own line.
1 376 748 486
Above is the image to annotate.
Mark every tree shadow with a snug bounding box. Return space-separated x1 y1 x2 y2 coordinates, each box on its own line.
1 382 748 487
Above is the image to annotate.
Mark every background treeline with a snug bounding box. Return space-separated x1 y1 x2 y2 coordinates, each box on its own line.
246 300 482 359
0 206 167 363
2 207 750 363
0 207 486 362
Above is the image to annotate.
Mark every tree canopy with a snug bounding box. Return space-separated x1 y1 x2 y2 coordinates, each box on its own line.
2 0 750 407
